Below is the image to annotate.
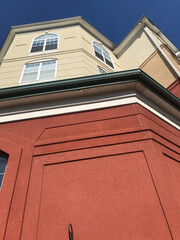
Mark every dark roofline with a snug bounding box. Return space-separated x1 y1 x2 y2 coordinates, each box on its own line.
0 69 179 110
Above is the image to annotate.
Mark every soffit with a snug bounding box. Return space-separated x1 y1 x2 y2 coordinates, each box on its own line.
0 70 179 127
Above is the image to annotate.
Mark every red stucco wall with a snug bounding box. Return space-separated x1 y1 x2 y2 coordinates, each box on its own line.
167 78 180 98
0 103 179 240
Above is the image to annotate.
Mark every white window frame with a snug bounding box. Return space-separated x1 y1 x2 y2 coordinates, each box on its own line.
93 41 115 69
19 59 57 84
29 33 59 54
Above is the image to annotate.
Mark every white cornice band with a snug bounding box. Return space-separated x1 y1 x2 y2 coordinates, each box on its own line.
0 93 179 129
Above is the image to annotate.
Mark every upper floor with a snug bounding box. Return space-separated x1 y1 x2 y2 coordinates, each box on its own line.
0 17 121 88
0 16 180 89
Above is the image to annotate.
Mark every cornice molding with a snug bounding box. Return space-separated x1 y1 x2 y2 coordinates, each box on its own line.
0 70 179 128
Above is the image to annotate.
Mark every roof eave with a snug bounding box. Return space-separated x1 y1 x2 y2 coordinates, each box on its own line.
0 69 179 109
113 16 180 58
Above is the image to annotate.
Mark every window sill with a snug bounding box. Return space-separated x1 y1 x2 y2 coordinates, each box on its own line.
19 78 57 86
28 49 59 56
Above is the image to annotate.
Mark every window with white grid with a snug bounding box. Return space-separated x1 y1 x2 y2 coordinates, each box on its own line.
93 42 114 69
21 60 56 83
30 34 58 53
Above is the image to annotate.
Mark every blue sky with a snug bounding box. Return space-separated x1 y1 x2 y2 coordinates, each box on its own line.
0 0 180 49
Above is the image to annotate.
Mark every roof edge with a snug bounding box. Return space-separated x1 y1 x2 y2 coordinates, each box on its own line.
0 69 179 110
141 17 180 55
113 15 180 58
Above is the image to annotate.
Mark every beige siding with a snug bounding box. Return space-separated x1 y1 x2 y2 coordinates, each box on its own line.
116 27 180 87
0 20 179 89
140 49 178 88
0 25 121 88
79 26 121 72
163 46 180 72
116 30 156 69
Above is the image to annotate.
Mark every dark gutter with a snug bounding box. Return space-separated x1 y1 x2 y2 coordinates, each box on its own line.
0 69 179 110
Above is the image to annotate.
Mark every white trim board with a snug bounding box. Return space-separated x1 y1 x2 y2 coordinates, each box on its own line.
0 93 179 129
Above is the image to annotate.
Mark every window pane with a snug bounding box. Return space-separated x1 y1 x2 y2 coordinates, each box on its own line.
46 38 58 45
41 60 56 70
94 45 102 55
35 34 57 40
21 63 40 82
95 51 104 61
21 61 56 83
45 44 57 51
31 34 58 52
105 59 114 68
32 40 44 47
31 40 44 53
0 174 3 189
93 42 108 54
45 37 58 50
103 52 111 62
0 156 8 173
22 72 39 82
24 63 39 73
39 60 56 80
30 46 44 53
93 41 114 68
39 70 55 80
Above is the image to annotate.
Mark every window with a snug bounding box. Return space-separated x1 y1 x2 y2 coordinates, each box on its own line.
93 41 114 69
0 153 8 190
98 66 107 74
21 60 57 83
30 34 58 53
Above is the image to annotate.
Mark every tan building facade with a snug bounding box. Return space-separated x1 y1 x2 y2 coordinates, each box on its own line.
0 16 180 89
0 18 121 88
0 16 179 240
114 20 180 88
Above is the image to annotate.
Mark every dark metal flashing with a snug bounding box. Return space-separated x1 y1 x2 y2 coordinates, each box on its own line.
0 69 179 110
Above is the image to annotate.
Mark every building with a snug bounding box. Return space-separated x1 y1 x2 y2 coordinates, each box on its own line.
0 16 180 90
0 16 179 240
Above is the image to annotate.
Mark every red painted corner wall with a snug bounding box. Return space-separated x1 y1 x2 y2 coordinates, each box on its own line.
0 103 179 240
167 78 180 98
